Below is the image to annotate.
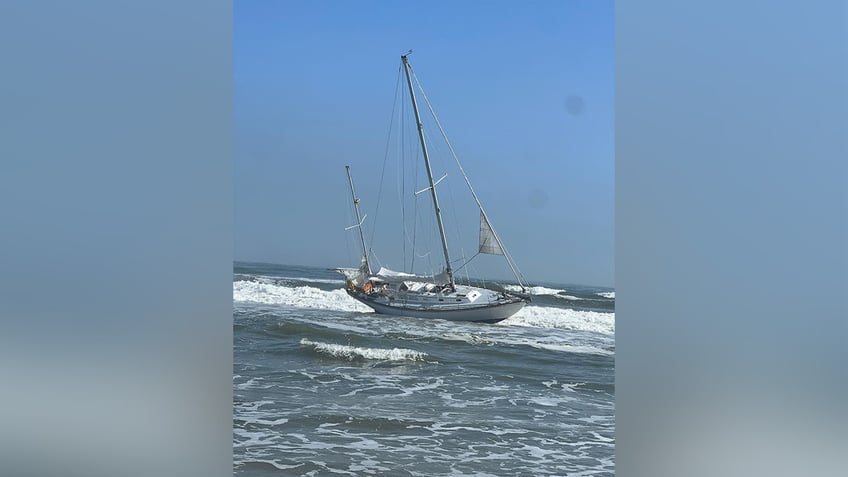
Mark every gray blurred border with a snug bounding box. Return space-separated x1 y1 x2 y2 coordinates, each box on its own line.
0 1 232 476
617 1 847 476
2 1 846 476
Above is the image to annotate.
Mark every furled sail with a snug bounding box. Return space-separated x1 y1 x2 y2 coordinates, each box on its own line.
479 211 504 255
374 266 450 285
337 257 369 287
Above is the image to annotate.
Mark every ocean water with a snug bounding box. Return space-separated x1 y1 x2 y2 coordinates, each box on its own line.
233 262 615 476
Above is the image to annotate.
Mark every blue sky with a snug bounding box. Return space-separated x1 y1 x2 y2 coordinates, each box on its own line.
235 0 614 287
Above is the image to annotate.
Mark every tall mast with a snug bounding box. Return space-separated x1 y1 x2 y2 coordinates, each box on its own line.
401 55 455 289
345 165 371 275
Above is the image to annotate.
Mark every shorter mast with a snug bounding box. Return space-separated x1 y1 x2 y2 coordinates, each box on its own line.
345 165 371 275
402 54 455 289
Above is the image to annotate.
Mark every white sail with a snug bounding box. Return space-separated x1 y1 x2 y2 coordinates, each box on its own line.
479 211 504 255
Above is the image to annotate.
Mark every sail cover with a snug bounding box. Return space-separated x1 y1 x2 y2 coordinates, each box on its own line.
375 266 450 285
337 257 369 286
479 211 504 255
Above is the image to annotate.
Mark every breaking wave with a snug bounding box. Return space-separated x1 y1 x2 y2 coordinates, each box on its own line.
278 276 344 285
501 306 615 335
233 281 614 336
235 274 344 286
505 284 564 296
596 291 615 299
232 281 371 312
491 336 613 356
299 339 429 362
555 294 583 300
504 284 583 300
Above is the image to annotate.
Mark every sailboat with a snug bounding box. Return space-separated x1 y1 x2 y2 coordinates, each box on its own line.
337 54 530 323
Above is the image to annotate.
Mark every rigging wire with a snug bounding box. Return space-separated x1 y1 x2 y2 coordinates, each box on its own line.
399 63 408 270
368 247 384 270
413 112 459 279
453 251 480 275
421 123 467 277
342 184 355 266
410 145 420 273
368 64 403 255
409 65 528 289
396 61 417 272
400 73 428 274
401 101 406 271
458 247 473 284
399 73 411 271
409 73 470 284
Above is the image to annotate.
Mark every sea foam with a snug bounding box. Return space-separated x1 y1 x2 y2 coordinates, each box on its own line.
504 284 582 300
489 336 613 356
279 276 345 285
299 338 429 362
501 306 615 335
595 291 615 299
233 281 614 336
232 281 371 312
505 284 567 296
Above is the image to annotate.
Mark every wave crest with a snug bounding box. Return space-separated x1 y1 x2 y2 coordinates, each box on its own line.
233 281 371 312
503 284 584 300
501 306 615 335
300 339 429 362
233 281 614 336
504 284 565 296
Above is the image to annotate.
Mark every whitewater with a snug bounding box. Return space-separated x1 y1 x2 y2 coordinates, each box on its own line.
233 262 615 476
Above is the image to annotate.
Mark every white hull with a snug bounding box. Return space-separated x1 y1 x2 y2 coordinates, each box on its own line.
348 291 526 323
